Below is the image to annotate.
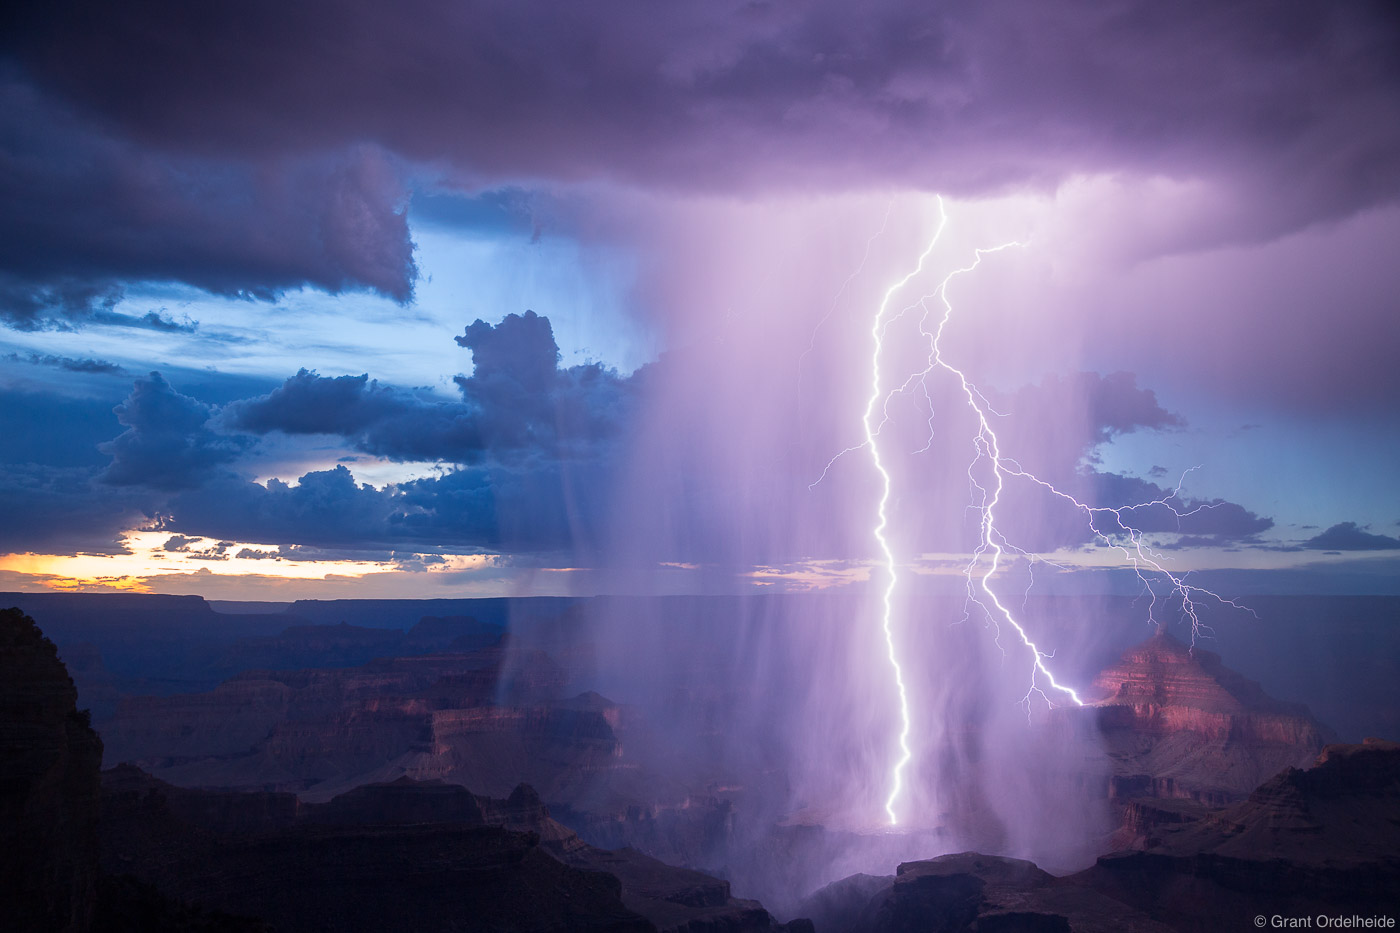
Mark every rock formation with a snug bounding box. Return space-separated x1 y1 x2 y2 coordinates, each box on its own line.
99 767 807 933
796 736 1400 933
1083 629 1333 807
799 852 1172 933
1 607 105 933
97 638 735 872
1073 739 1400 932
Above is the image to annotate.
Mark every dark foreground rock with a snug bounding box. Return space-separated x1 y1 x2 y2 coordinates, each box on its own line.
1071 739 1400 933
1 607 105 933
802 740 1400 932
100 767 806 933
801 853 1171 933
4 608 803 933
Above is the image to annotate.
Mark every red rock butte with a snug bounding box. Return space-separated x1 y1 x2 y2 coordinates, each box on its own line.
1085 628 1334 806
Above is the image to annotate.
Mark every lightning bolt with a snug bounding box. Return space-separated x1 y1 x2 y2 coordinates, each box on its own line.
861 208 949 826
916 240 1086 711
810 195 1250 827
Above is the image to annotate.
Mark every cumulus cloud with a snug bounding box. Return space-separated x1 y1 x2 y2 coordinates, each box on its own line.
156 456 601 555
0 312 632 557
0 309 1274 564
100 372 250 490
225 311 635 463
157 535 233 560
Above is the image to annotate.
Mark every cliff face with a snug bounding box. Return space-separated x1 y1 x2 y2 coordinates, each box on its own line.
0 606 105 933
102 643 634 808
1085 629 1333 806
1073 740 1400 932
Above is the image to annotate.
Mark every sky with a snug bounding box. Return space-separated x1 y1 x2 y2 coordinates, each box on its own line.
1 0 1398 599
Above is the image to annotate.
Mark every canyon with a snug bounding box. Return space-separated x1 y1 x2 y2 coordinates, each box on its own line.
6 594 1397 932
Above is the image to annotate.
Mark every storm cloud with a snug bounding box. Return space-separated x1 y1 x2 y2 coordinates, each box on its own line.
0 78 416 328
225 311 636 463
156 459 598 554
7 1 1396 225
100 373 250 491
0 0 1394 320
1303 522 1400 551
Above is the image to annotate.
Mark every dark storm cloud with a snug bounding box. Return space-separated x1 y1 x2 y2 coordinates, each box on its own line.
7 0 1398 237
997 371 1183 478
1081 471 1273 540
0 276 231 335
0 79 416 329
0 388 123 470
94 310 198 334
161 467 397 550
0 463 145 555
973 372 1272 551
155 314 628 553
1302 522 1400 551
225 311 634 462
100 373 250 490
157 458 595 553
0 312 626 556
157 535 232 560
233 544 398 563
4 351 126 375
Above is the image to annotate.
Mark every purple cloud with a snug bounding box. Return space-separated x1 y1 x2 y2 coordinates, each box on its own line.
8 1 1397 235
1302 522 1400 551
0 80 415 327
994 371 1183 480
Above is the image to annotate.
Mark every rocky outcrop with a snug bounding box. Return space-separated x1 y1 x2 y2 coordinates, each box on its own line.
1073 739 1400 932
556 794 737 871
99 768 805 933
1109 797 1209 851
1080 629 1333 806
1 607 105 933
99 769 652 932
795 872 892 933
792 737 1400 933
807 852 1172 933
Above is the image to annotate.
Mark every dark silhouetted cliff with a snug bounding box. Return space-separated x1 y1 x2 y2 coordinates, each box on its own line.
1 606 105 933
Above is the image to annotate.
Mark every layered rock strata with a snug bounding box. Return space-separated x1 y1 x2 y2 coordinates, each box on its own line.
1086 629 1333 806
1074 739 1400 932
